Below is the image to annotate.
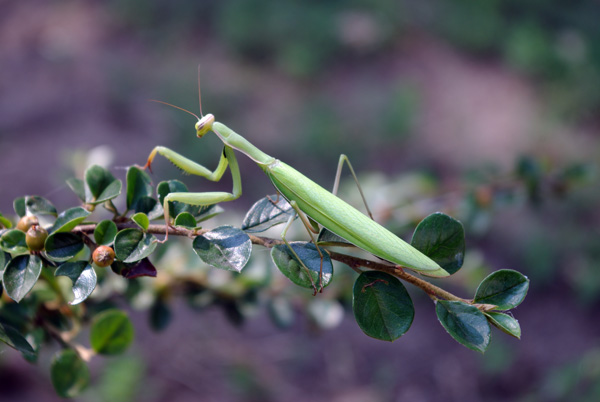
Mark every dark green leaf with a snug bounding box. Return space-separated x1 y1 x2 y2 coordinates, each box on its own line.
94 220 118 246
317 228 352 246
2 255 43 302
131 213 150 231
474 269 529 310
352 271 414 341
66 178 86 202
485 311 521 339
436 300 491 353
192 226 252 272
411 212 465 275
0 213 12 229
242 194 295 233
127 167 153 210
55 262 97 305
112 258 157 279
0 321 36 358
157 180 213 218
44 232 84 262
149 300 171 332
13 197 26 217
90 309 134 355
114 229 157 263
25 196 57 217
267 296 295 329
0 251 8 270
195 204 224 223
85 165 122 204
51 349 90 398
271 242 333 289
50 207 91 233
0 229 28 255
131 196 163 219
174 212 197 228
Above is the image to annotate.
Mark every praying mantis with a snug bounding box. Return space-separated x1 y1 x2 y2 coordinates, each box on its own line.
140 76 449 293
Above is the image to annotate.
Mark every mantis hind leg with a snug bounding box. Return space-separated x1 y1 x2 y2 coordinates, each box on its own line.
333 154 374 220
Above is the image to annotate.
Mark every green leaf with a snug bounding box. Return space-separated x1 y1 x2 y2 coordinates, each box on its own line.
174 212 197 228
90 309 134 355
352 271 414 341
131 196 163 219
192 226 252 272
0 213 12 229
317 227 352 246
50 207 91 233
111 258 157 279
271 242 333 289
2 255 43 302
24 195 57 217
126 167 153 210
94 220 118 246
13 197 26 217
485 311 521 339
66 178 86 202
0 321 36 358
131 213 150 231
55 262 97 305
474 269 529 310
0 251 9 270
44 232 84 262
50 349 90 398
241 195 295 233
436 300 491 353
114 229 157 263
0 229 28 255
85 165 122 205
411 212 465 275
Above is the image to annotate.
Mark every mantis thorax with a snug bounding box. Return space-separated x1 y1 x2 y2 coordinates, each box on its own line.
196 114 215 137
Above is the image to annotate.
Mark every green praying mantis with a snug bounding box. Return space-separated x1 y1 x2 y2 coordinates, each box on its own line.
139 76 449 293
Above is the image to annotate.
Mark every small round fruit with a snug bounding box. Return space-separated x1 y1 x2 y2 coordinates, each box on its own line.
93 246 115 267
26 225 48 251
17 215 39 232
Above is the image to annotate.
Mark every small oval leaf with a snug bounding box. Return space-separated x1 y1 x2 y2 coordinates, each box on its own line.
51 207 91 233
55 262 97 305
0 322 36 358
25 196 57 217
111 258 157 279
474 269 529 310
127 166 154 210
174 212 197 228
50 349 90 398
192 226 252 272
13 197 26 217
85 165 122 204
0 229 28 255
270 242 333 289
485 311 521 339
90 309 134 355
3 255 43 302
436 300 491 353
114 229 157 263
131 212 150 231
66 178 86 202
0 213 12 229
94 220 118 246
352 271 414 341
242 195 295 233
45 232 84 262
411 212 465 275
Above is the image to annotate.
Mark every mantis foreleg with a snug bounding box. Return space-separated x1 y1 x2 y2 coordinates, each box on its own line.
140 146 242 241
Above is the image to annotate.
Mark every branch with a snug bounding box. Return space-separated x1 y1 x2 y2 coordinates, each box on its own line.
72 222 483 308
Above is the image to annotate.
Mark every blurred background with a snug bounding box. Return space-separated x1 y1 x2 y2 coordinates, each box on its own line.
1 0 600 401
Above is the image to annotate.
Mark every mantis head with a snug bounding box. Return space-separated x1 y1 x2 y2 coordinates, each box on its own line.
195 114 215 138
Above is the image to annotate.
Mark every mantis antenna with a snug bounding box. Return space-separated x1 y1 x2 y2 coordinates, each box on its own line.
148 99 200 121
198 65 204 118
